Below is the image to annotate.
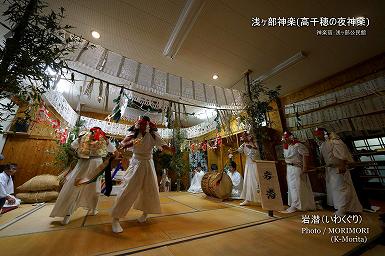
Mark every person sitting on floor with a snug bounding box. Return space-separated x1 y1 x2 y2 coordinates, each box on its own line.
0 163 20 214
226 161 243 199
159 169 171 192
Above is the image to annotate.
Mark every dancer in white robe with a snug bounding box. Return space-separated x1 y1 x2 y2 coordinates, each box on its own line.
282 131 316 213
227 161 243 199
188 163 205 193
50 127 116 224
230 132 261 206
314 128 362 216
111 116 170 233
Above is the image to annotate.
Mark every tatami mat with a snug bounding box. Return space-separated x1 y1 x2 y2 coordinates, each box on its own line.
128 211 383 256
0 204 36 226
167 194 230 211
0 204 88 237
0 192 382 256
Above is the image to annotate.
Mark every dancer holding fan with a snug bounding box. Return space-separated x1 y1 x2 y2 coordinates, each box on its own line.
50 127 116 224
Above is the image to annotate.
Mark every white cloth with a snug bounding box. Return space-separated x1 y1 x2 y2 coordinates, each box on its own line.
284 143 316 211
50 139 116 217
319 135 362 214
238 143 261 203
159 170 171 192
3 195 21 208
187 170 205 193
0 172 14 198
227 170 243 199
111 132 166 218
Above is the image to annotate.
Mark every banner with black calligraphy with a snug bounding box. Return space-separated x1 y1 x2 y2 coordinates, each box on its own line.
255 160 284 211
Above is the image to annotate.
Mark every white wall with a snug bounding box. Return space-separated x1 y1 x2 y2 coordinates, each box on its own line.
0 98 18 154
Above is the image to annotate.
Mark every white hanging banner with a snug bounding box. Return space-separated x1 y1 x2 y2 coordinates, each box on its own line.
44 91 78 127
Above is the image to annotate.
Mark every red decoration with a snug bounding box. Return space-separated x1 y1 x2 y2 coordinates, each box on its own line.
90 127 107 141
190 143 195 152
34 102 68 144
216 135 222 146
201 140 207 151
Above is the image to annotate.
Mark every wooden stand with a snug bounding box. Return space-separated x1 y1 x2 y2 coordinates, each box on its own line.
255 160 284 214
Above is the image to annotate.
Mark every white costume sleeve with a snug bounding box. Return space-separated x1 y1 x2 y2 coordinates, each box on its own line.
0 178 8 198
0 173 12 197
296 143 309 156
283 148 289 158
332 139 354 162
120 132 135 148
107 140 116 152
70 138 80 150
236 143 245 154
231 172 242 187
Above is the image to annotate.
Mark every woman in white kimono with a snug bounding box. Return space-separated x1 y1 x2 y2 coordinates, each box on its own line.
50 127 116 224
314 128 362 216
227 161 243 199
282 131 316 213
111 116 170 233
230 132 261 206
187 163 205 193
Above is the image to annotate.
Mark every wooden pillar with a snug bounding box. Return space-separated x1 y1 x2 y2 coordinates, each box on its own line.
220 142 224 171
236 133 243 173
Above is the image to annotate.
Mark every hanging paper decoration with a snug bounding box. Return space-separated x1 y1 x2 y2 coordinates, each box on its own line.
120 97 129 118
34 102 68 144
295 106 302 128
44 91 78 127
51 119 61 130
110 88 124 122
58 128 68 144
97 80 104 103
83 78 94 98
166 103 172 129
183 104 188 124
70 72 75 83
214 111 221 132
35 103 50 123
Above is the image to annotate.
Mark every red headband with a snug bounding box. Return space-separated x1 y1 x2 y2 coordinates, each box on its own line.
283 131 293 139
313 127 327 136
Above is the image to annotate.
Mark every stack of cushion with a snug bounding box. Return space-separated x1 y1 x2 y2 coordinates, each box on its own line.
16 174 60 203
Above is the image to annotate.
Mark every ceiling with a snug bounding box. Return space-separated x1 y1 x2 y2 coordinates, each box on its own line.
43 0 385 96
1 0 385 96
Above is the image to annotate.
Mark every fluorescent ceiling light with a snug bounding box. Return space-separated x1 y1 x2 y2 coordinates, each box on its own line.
91 31 100 39
163 0 205 59
254 51 306 82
